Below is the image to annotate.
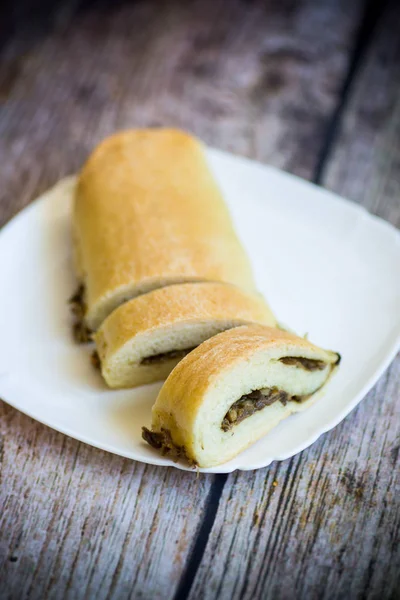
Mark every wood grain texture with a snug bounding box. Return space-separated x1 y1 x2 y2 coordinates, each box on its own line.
188 3 400 599
0 403 212 599
1 0 398 599
0 0 362 228
324 0 400 225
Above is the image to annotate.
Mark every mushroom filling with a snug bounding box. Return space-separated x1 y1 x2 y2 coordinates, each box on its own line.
91 350 101 370
69 284 91 343
140 347 197 366
221 357 328 431
221 387 310 431
279 356 327 371
141 427 195 465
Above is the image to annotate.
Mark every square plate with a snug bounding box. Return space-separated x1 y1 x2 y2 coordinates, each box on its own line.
0 148 399 472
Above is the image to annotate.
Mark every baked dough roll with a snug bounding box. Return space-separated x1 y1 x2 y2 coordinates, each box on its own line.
142 325 340 468
73 128 256 332
94 283 275 388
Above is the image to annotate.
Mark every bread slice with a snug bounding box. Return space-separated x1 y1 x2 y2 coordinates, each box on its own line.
73 128 257 331
142 325 340 468
94 283 275 388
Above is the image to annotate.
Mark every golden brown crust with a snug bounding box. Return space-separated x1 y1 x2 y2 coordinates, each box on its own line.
73 128 257 330
94 282 275 364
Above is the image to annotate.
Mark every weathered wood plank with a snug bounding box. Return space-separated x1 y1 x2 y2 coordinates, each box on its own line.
189 3 400 599
0 403 212 600
0 0 362 227
0 0 367 598
324 4 400 225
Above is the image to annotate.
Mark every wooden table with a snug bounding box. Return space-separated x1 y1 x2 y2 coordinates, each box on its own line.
1 1 399 598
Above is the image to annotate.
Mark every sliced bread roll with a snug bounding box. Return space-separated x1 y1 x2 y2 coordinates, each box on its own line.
73 128 256 331
94 283 275 388
142 325 340 468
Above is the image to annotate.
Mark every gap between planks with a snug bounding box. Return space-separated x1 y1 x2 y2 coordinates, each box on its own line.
170 1 389 598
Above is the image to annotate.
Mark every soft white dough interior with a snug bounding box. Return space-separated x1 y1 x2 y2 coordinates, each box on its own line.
193 355 331 466
103 320 245 387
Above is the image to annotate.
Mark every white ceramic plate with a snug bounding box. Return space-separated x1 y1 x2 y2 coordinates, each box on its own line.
0 149 399 473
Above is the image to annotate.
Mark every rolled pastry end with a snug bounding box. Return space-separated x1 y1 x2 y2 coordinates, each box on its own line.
94 282 275 388
142 325 340 468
